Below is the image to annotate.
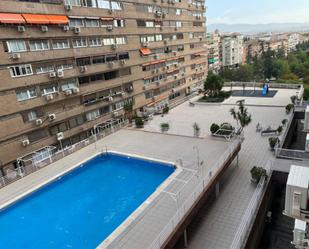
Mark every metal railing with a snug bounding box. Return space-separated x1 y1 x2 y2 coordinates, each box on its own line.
0 119 128 189
148 139 241 249
224 82 303 90
230 161 271 249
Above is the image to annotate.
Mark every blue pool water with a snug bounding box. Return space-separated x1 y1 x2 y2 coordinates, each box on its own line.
0 153 174 249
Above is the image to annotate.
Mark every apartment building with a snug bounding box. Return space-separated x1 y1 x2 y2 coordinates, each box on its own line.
0 0 207 172
206 30 221 72
221 33 243 67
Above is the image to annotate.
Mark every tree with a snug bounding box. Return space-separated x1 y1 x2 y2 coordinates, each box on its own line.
230 100 252 132
204 72 224 97
124 102 134 122
234 64 254 81
273 59 290 79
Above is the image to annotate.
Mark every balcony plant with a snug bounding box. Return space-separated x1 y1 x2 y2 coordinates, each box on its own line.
285 104 294 114
277 125 283 134
268 137 279 151
281 119 288 127
135 117 144 128
163 106 169 114
250 166 267 183
193 122 201 137
160 122 170 133
210 123 220 135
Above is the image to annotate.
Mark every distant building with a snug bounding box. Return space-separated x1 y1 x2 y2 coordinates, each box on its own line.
206 31 221 72
287 33 300 52
222 33 243 67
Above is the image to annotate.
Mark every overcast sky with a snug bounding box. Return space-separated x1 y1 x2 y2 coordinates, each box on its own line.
207 0 309 24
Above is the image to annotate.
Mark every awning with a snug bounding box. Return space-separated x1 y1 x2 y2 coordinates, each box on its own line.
0 13 25 24
140 48 152 56
101 17 114 21
48 15 69 24
22 14 50 24
86 16 99 20
142 59 165 66
69 16 85 19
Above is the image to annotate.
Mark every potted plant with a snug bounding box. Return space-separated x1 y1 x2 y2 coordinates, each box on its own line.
193 123 201 137
210 123 220 135
160 122 170 133
290 95 297 104
285 104 294 114
268 137 279 151
277 125 283 134
135 117 144 128
250 166 267 183
281 119 288 127
163 106 169 114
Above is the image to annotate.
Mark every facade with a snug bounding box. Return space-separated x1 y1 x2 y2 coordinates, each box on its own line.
287 33 300 52
206 30 221 72
0 0 207 171
221 33 243 67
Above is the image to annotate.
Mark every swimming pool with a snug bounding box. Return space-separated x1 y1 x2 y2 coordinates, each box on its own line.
0 153 175 249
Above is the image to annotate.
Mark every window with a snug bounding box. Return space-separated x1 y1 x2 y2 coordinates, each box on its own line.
61 79 78 91
36 64 54 74
88 37 102 47
103 38 115 45
27 110 38 122
55 63 74 71
114 19 124 27
77 57 91 66
97 0 109 9
16 88 37 101
69 18 84 27
115 37 126 45
111 1 122 10
41 84 58 95
85 19 99 27
81 0 97 7
29 40 49 51
28 129 48 143
68 115 84 128
73 38 88 48
52 40 70 49
64 0 81 6
6 40 26 53
145 21 154 28
118 52 129 60
92 55 105 64
86 109 100 121
9 64 33 78
106 54 117 62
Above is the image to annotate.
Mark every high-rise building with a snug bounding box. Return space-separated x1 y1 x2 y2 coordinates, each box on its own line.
206 30 221 73
0 0 207 172
221 33 243 67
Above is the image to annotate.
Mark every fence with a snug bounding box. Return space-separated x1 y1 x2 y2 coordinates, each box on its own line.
148 138 241 249
224 82 303 90
0 119 128 189
230 161 272 249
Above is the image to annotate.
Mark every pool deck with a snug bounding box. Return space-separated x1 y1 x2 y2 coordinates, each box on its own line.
0 87 298 249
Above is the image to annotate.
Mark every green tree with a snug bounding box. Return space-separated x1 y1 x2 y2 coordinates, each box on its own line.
230 100 252 132
273 59 290 79
204 72 224 97
234 64 254 81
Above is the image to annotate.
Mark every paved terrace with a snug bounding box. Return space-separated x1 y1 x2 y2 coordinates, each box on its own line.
0 127 235 249
138 88 296 249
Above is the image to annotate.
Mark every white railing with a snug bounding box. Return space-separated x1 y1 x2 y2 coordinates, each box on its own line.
148 139 241 249
230 162 271 249
0 119 128 189
224 82 303 90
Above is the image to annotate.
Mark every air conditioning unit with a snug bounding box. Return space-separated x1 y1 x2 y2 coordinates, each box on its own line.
73 27 81 34
11 53 21 60
22 139 30 147
65 89 72 96
111 44 118 50
17 26 26 32
142 42 149 47
63 25 70 31
106 25 113 31
107 61 114 68
49 71 57 78
35 119 43 125
72 87 80 93
120 59 126 65
155 11 162 17
57 70 64 78
64 4 72 11
41 26 48 32
45 94 54 101
113 111 119 117
79 65 87 72
128 85 133 92
56 132 64 141
48 113 56 121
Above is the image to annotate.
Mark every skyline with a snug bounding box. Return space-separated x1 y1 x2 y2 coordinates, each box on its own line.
207 0 309 25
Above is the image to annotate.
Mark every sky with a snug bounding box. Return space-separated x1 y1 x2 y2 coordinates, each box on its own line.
207 0 309 25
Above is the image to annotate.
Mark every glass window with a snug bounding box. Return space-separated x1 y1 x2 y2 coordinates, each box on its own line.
41 84 58 95
88 37 102 47
118 52 129 60
97 0 109 9
86 109 100 121
9 64 33 78
64 0 81 6
69 18 84 27
113 19 124 27
29 40 50 51
27 110 37 122
16 88 37 101
111 1 122 10
6 40 27 53
103 38 115 45
36 64 54 74
115 37 126 45
73 38 88 48
52 40 70 49
61 79 78 91
85 19 99 27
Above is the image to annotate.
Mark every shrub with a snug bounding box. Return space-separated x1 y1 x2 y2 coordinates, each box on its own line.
135 117 144 128
220 122 233 131
210 123 220 134
250 166 267 183
277 125 283 134
285 104 294 114
160 122 170 132
281 119 288 126
269 137 279 150
163 106 169 114
290 95 297 104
